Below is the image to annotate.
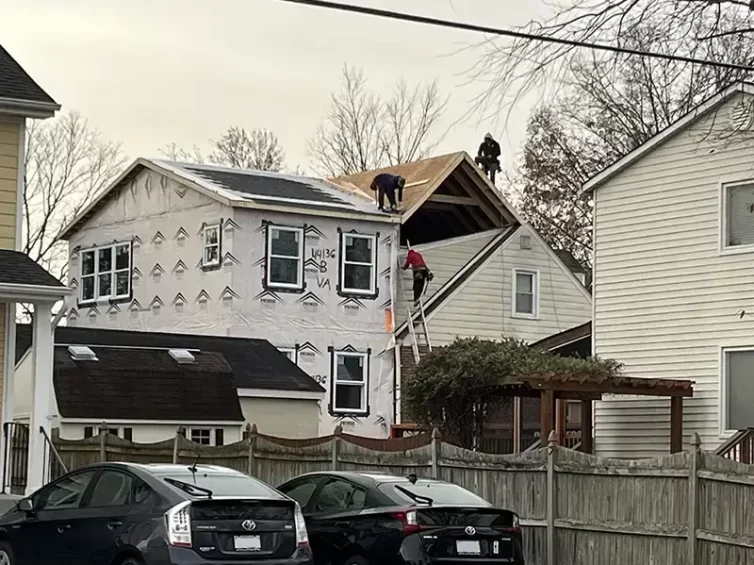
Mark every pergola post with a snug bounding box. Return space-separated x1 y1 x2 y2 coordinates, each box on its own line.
670 396 683 454
580 399 594 454
540 390 556 445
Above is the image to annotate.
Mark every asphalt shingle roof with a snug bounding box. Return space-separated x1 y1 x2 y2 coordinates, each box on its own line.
0 44 56 104
0 250 64 287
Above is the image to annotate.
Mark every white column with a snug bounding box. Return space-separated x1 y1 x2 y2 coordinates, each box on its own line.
27 302 53 494
1 302 16 492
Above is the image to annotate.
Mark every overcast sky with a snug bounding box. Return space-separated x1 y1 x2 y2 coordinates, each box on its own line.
3 0 548 177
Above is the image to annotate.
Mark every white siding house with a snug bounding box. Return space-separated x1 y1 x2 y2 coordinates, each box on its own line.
586 83 754 457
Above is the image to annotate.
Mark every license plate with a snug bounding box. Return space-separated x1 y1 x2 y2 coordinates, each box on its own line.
234 535 261 551
456 540 481 555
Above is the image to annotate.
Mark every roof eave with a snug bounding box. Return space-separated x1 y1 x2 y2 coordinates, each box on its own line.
0 97 60 119
0 282 71 302
231 199 402 223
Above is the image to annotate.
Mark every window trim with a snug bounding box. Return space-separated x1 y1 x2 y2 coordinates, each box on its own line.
338 232 378 297
79 241 133 305
278 346 298 364
264 224 305 292
202 223 222 269
719 345 754 437
328 347 371 417
720 179 754 255
511 268 540 319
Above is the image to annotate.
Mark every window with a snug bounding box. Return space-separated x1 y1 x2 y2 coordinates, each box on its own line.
340 233 377 295
215 429 224 447
190 428 212 445
512 269 539 318
313 479 366 514
266 225 304 289
723 182 754 250
87 471 133 507
278 347 297 364
81 243 131 303
123 427 133 442
203 224 221 267
36 470 98 511
723 348 754 430
280 478 321 509
331 351 368 415
132 479 154 506
83 426 94 439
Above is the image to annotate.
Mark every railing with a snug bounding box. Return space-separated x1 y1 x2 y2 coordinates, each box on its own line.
2 422 29 494
715 428 754 462
41 426 68 483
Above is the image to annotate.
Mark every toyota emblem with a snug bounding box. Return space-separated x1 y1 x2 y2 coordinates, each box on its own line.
464 526 476 536
241 520 257 531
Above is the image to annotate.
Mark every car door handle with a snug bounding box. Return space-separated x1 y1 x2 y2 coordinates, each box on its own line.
107 521 123 530
57 524 71 534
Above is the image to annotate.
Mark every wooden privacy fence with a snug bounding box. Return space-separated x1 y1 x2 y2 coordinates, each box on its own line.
52 426 754 565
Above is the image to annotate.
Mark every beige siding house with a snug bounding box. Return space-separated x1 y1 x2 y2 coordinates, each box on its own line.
585 82 754 458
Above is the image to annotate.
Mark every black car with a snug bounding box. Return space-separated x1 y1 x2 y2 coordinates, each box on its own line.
0 462 313 565
277 472 524 565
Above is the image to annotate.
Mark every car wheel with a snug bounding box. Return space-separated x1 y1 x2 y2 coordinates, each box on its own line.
0 543 14 565
344 557 369 565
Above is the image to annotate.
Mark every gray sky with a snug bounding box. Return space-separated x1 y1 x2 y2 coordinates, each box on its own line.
3 0 548 176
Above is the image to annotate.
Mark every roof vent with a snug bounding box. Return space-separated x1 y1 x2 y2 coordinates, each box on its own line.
68 345 98 361
169 349 196 364
519 235 532 250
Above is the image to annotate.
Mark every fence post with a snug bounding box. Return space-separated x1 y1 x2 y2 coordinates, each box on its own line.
331 425 342 471
172 426 183 464
431 428 441 478
99 421 107 462
247 424 258 477
687 432 701 565
546 430 558 565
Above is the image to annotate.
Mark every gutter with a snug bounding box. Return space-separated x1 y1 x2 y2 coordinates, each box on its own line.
0 283 72 301
0 97 60 120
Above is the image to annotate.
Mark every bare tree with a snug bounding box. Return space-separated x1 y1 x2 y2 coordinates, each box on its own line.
308 65 448 176
25 111 126 285
161 126 285 171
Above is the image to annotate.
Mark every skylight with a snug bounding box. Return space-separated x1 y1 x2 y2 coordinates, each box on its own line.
68 345 98 361
169 349 196 364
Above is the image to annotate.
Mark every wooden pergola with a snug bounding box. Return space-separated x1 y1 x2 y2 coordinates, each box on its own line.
503 373 695 454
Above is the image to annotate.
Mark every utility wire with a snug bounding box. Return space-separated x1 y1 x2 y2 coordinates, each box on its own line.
277 0 754 72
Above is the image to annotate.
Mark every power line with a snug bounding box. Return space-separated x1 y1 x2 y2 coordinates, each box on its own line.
277 0 754 72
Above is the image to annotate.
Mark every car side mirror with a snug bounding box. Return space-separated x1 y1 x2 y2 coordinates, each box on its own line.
17 498 34 513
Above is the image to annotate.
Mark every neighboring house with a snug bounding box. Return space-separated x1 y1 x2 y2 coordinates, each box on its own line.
58 160 401 437
331 152 593 426
0 44 72 494
13 324 324 440
583 81 754 457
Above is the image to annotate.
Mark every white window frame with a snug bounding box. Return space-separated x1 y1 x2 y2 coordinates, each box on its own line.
80 242 132 304
266 225 304 290
331 351 368 415
512 268 539 319
340 233 377 295
720 180 754 255
202 224 221 267
189 428 212 446
278 347 297 364
719 345 754 437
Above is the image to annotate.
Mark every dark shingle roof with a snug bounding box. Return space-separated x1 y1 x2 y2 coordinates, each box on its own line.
0 250 64 287
0 45 56 105
15 325 324 393
54 346 244 421
530 322 591 358
554 250 587 275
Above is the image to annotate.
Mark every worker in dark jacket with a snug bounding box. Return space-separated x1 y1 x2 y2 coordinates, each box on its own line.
403 248 433 306
475 133 501 183
371 173 405 212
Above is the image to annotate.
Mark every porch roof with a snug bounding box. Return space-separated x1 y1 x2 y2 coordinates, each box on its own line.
516 373 694 399
0 250 70 302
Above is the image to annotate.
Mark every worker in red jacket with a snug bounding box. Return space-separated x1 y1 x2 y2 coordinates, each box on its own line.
403 249 433 306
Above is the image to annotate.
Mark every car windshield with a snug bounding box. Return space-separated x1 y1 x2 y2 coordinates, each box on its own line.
158 472 282 498
380 481 492 507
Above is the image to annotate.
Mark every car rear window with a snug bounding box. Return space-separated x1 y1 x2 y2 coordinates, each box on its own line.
379 481 491 507
158 472 282 498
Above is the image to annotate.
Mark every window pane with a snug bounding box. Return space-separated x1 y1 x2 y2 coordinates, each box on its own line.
515 293 533 314
115 245 130 270
205 227 219 245
115 271 130 296
269 257 299 285
88 471 133 507
204 245 219 265
98 273 112 297
337 355 364 382
343 264 372 292
40 470 98 510
727 185 754 247
282 480 319 508
727 350 754 429
335 384 363 411
82 276 95 301
82 252 95 276
270 229 300 257
516 273 533 293
98 248 113 272
133 479 153 505
345 236 372 263
315 480 354 513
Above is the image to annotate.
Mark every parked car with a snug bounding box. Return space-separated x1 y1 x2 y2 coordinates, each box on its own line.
0 462 313 565
277 471 524 565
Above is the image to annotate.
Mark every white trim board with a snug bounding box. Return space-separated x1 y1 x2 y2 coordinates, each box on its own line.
236 388 324 400
61 418 244 426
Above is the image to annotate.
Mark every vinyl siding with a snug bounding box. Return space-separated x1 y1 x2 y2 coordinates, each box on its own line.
425 225 592 346
0 117 19 248
593 92 754 458
395 230 498 326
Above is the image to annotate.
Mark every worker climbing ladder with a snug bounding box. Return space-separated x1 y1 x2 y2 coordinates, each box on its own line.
399 240 432 364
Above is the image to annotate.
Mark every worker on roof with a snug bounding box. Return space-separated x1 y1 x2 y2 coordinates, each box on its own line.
475 132 502 184
370 173 405 213
403 248 433 307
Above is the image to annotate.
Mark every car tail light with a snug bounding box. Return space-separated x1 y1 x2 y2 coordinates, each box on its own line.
294 502 309 548
165 501 192 548
390 508 429 535
502 513 522 536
